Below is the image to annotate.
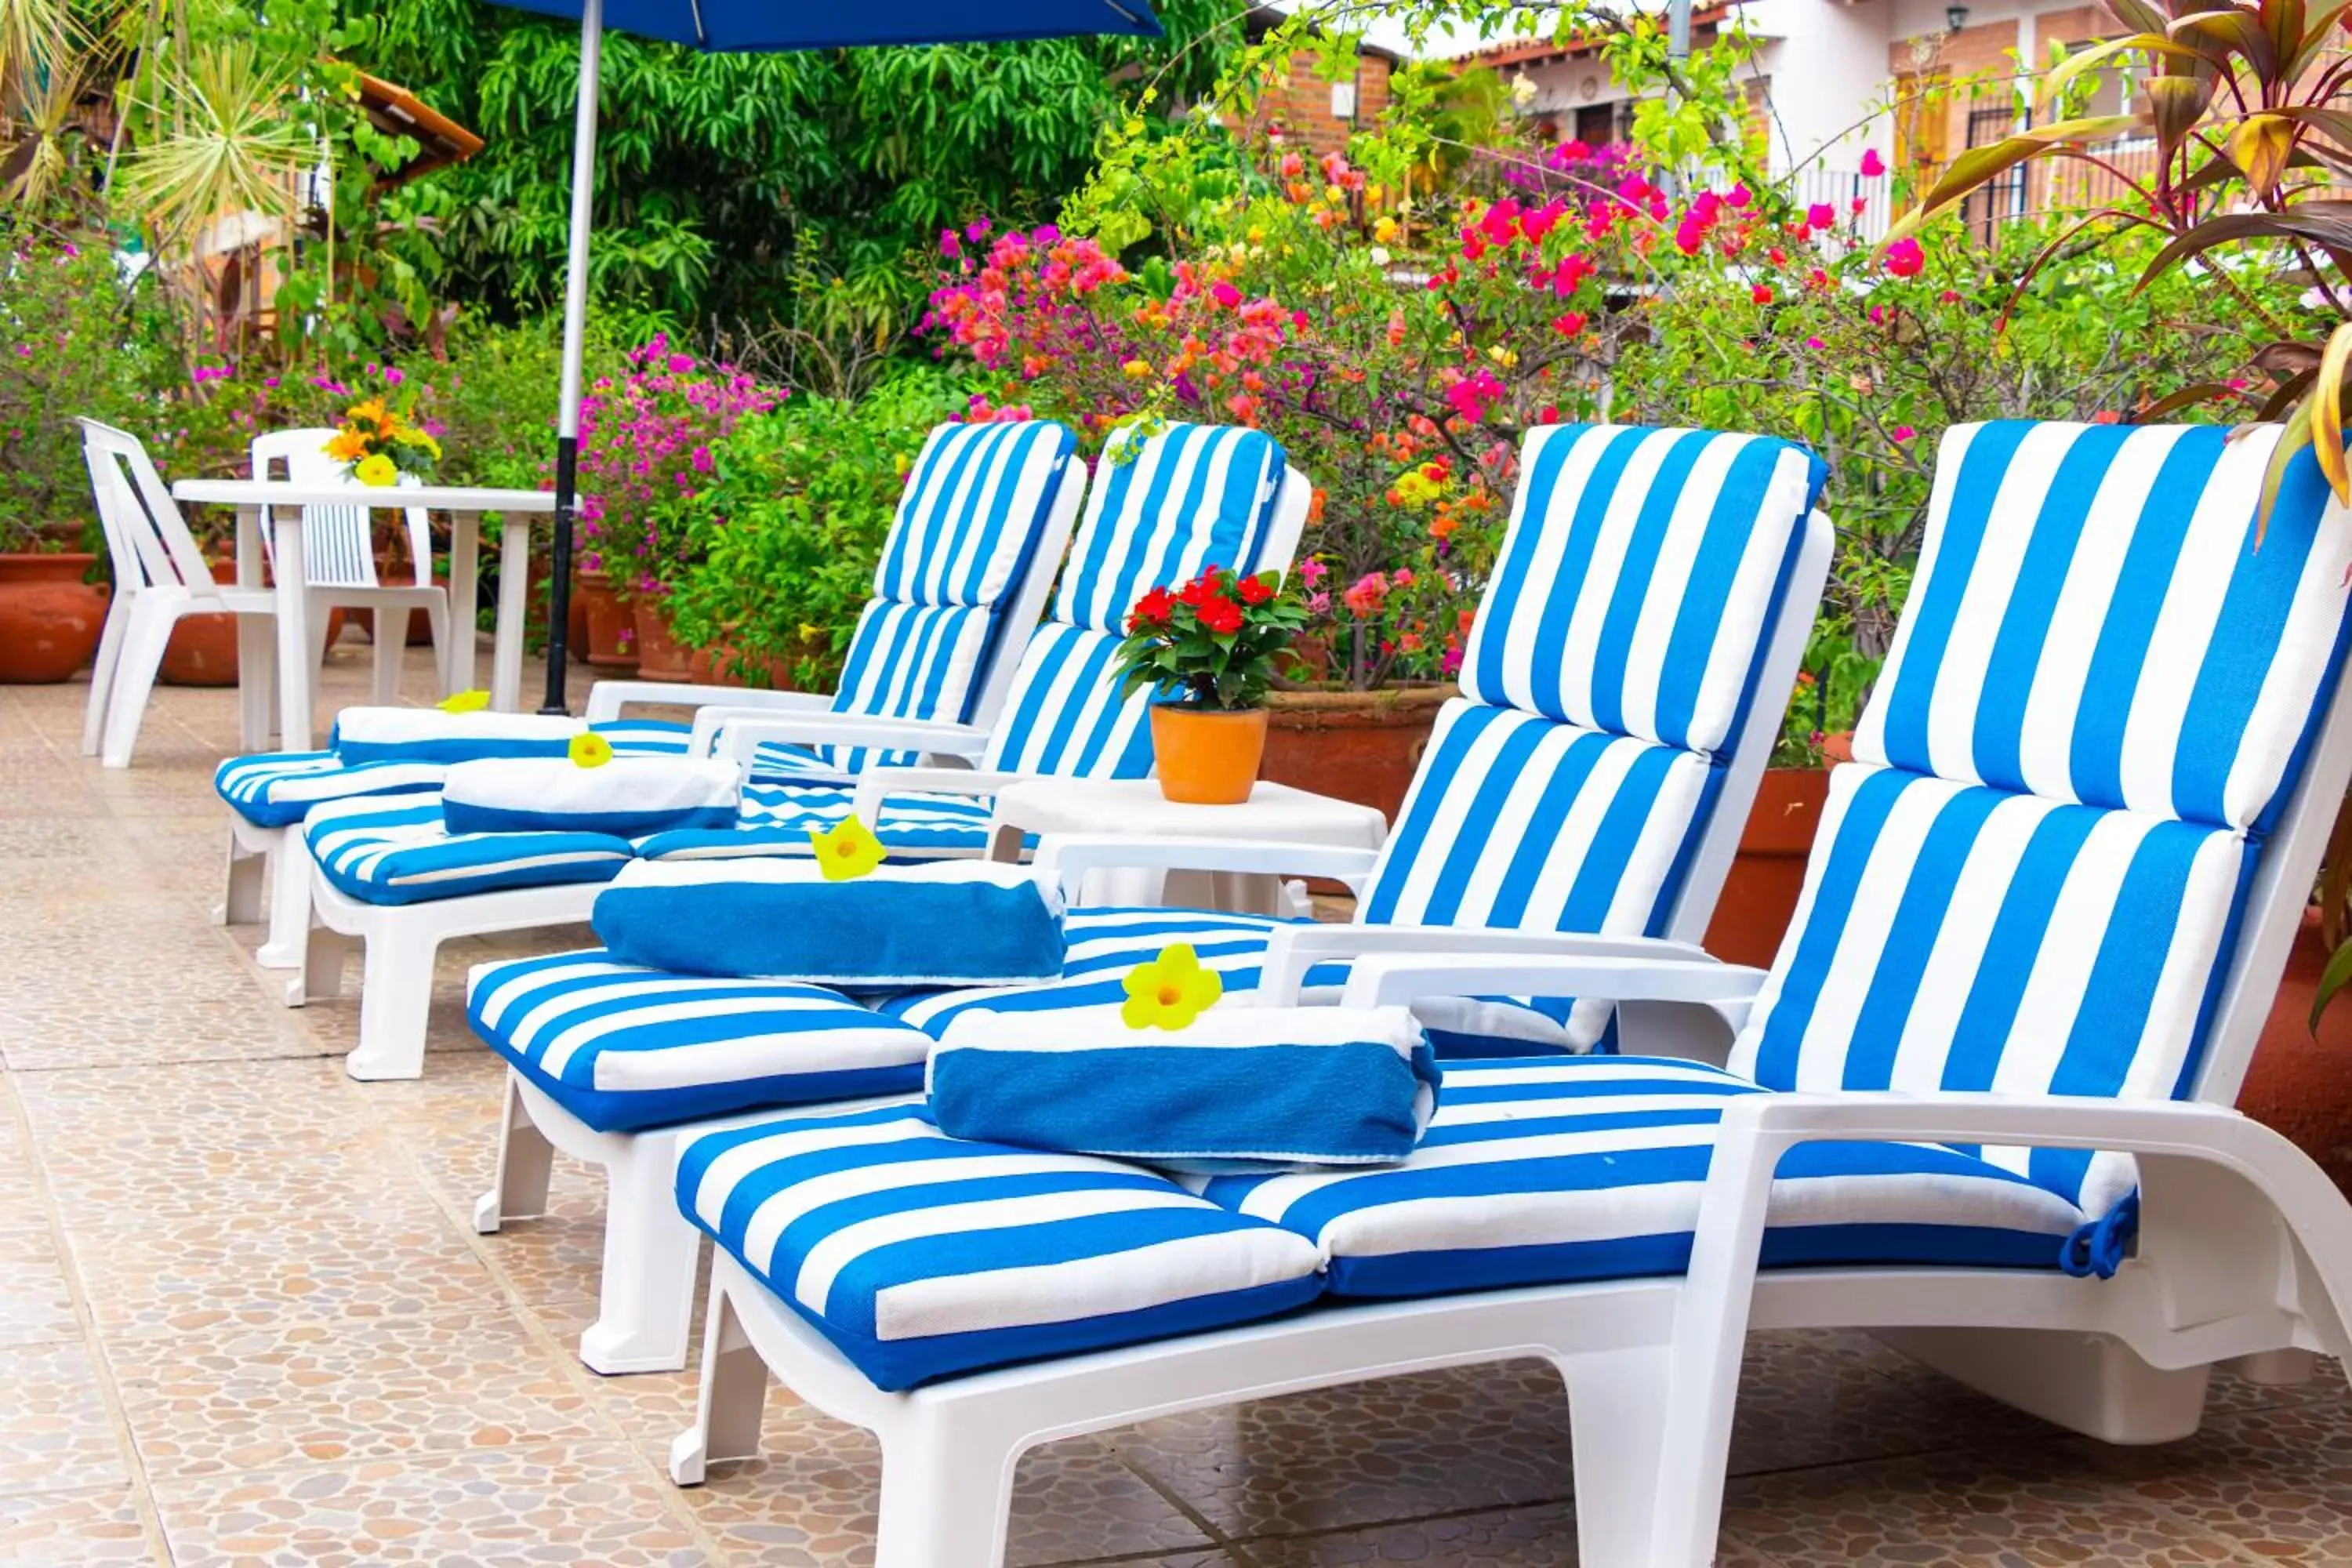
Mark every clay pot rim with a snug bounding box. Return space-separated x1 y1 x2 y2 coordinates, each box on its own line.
1267 681 1457 713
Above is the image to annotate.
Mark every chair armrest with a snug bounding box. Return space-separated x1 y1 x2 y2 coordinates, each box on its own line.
717 713 993 772
1261 925 1711 1005
851 766 1012 822
584 681 829 724
1335 951 1767 1012
1030 833 1383 902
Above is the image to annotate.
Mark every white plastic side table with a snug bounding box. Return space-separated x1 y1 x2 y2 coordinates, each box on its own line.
988 777 1389 915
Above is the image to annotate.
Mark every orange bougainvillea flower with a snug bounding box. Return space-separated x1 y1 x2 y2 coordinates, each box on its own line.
324 431 368 462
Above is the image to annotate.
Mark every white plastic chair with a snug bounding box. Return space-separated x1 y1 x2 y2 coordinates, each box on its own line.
77 419 280 768
249 427 452 706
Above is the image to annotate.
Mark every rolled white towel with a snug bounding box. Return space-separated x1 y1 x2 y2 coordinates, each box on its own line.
332 707 585 764
441 757 742 837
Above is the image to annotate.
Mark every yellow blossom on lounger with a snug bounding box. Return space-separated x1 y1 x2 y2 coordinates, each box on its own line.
354 452 398 487
569 733 614 769
437 688 490 713
809 814 884 881
1121 942 1222 1030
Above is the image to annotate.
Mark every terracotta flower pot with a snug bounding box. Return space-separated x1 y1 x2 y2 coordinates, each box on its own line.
1702 767 1830 970
1150 704 1269 804
2238 909 2352 1195
632 600 691 682
159 561 245 687
0 553 108 684
577 571 637 673
1262 684 1453 826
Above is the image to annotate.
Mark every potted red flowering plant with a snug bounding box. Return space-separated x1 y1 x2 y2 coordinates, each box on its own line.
1115 564 1307 804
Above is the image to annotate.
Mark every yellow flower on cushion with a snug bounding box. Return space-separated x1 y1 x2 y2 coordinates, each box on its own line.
437 688 490 713
809 814 884 881
354 453 398 487
1121 943 1222 1031
569 733 614 769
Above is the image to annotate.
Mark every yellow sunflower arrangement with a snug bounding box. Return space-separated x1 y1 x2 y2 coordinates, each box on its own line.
322 397 442 487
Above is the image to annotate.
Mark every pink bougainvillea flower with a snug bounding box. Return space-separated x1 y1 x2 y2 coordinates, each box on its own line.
1860 147 1888 177
1342 573 1388 617
1805 202 1835 230
1891 425 1917 441
1298 557 1328 586
1726 183 1752 208
1939 289 1962 304
1805 336 1826 350
1883 237 1926 277
1210 281 1243 309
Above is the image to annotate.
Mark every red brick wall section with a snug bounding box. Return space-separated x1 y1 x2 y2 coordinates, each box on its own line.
1236 49 1394 156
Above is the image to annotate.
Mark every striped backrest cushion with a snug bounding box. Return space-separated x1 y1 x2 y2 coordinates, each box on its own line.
815 420 1074 770
983 423 1289 778
1853 421 2352 832
1730 763 2250 1209
1360 699 1715 938
1460 425 1827 756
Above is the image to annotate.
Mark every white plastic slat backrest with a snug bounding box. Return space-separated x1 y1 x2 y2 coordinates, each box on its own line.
251 428 380 588
75 419 211 593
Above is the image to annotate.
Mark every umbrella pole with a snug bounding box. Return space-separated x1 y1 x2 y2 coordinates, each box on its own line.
541 0 604 713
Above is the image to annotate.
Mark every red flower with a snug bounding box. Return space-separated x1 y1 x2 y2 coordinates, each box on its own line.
1128 587 1175 630
1237 574 1275 605
1751 284 1775 306
1196 595 1243 634
1884 238 1926 278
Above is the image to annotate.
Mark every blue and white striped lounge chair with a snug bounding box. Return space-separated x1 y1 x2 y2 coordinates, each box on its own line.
460 423 1832 1376
663 420 2352 1568
285 419 1087 1081
216 419 1085 976
640 421 1314 864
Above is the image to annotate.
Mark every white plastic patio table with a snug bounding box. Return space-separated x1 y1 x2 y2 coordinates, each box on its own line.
168 480 556 751
989 776 1388 913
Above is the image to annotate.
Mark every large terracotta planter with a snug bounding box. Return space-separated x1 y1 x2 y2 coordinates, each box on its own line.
0 553 108 684
688 642 797 691
159 561 244 686
1261 684 1452 826
2239 909 2352 1194
1151 703 1269 804
1703 767 1830 970
632 601 691 682
577 571 636 673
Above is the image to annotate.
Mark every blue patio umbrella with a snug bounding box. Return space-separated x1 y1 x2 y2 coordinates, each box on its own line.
481 0 1164 712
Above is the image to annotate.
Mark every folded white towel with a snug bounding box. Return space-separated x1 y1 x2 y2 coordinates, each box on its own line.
441 757 742 837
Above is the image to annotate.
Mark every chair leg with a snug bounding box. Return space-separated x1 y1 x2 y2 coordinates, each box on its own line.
1559 1347 1680 1566
578 1132 702 1374
473 1073 555 1234
81 592 132 757
872 1409 1025 1568
294 922 356 1006
370 612 407 705
256 829 310 971
670 1283 771 1485
423 595 454 697
217 828 263 926
343 921 438 1080
99 599 172 769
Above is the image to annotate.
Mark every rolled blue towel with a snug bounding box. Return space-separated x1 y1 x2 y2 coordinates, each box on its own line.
591 858 1067 985
928 1006 1440 1173
332 707 584 764
441 757 742 837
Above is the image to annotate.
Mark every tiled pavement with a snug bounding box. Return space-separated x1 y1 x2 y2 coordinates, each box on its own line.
5 642 2352 1566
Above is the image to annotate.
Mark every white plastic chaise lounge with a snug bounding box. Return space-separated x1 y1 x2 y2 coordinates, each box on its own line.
211 419 1083 974
656 419 2352 1568
460 422 1832 1375
630 421 1314 866
281 419 1087 1079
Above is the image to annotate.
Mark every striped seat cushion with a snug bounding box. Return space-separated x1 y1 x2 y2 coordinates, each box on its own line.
633 785 1002 862
884 906 1579 1058
214 751 450 829
675 1102 1326 1390
466 949 932 1132
1461 424 1826 757
304 793 632 906
981 424 1287 780
1731 762 2252 1214
1853 422 2352 833
1199 1054 2086 1299
216 719 694 829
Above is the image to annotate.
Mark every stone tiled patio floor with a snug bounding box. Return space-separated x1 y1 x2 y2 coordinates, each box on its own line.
6 641 2352 1566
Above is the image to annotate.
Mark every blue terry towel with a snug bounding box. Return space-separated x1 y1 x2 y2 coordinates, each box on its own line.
331 706 584 764
441 757 742 837
928 1006 1441 1173
592 858 1066 985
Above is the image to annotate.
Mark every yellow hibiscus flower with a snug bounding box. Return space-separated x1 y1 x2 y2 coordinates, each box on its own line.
808 815 885 881
568 733 614 769
354 453 398 487
437 688 491 713
1120 943 1222 1030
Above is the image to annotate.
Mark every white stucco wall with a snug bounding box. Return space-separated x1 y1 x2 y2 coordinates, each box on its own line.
1737 0 1896 174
